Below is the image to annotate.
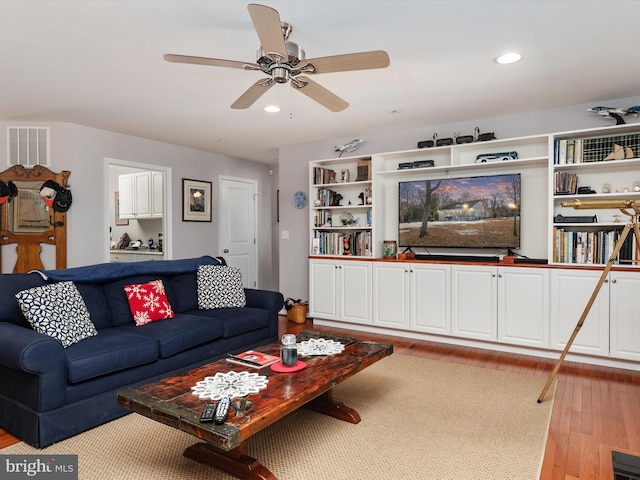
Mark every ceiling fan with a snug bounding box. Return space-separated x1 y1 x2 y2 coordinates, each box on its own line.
163 3 390 112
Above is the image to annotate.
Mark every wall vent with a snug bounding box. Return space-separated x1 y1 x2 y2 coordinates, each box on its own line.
7 127 50 166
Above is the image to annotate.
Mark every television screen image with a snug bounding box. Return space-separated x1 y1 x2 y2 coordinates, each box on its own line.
398 173 521 249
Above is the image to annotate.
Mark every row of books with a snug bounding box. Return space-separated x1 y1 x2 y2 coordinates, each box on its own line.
313 209 332 228
312 167 337 185
554 134 640 164
315 188 340 207
553 227 638 265
554 171 578 194
312 231 372 256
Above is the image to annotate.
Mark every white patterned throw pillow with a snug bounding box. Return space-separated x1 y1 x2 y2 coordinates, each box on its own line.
197 265 246 309
16 281 98 348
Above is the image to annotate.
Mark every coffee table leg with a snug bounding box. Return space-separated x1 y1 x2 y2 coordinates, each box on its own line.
306 390 361 424
184 441 276 480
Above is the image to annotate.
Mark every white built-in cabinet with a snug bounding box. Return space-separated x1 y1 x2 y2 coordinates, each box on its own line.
308 259 372 325
550 269 640 360
119 171 163 219
609 270 640 361
451 265 498 341
309 123 640 369
372 262 450 334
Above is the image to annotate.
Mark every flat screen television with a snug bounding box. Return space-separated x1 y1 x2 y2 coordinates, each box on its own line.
398 173 521 249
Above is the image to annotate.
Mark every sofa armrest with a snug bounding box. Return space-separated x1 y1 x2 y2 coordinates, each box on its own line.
244 289 284 314
0 322 67 411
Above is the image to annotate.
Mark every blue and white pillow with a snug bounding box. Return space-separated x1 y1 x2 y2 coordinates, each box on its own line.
197 265 246 309
16 281 98 348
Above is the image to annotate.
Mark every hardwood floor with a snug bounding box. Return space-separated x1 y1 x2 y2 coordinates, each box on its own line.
2 316 638 480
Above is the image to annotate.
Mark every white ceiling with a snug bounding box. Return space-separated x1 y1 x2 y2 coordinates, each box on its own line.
1 1 639 164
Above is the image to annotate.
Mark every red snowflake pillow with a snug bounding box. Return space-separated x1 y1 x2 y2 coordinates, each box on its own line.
124 279 175 326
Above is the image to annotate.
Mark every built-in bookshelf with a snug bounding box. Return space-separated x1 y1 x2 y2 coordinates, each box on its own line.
550 124 640 266
309 158 373 257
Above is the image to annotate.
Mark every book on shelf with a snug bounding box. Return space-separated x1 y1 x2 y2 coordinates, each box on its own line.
226 350 280 368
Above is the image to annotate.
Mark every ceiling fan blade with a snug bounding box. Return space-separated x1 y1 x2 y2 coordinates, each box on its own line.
293 77 348 112
163 53 257 70
247 4 288 59
231 79 275 109
303 50 390 74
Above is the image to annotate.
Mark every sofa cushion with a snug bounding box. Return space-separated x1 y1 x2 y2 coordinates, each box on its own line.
115 314 223 359
124 279 175 326
0 273 47 328
197 265 246 309
16 282 98 348
65 329 159 383
75 283 112 329
168 272 198 313
102 275 178 327
188 307 269 338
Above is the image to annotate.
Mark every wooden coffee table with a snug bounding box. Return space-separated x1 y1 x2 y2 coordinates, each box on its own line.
117 331 393 480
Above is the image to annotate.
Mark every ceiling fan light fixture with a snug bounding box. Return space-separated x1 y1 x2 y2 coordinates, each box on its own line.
494 52 522 65
271 66 290 83
264 105 280 113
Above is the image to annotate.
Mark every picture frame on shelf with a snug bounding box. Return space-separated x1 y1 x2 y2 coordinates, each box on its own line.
182 178 212 222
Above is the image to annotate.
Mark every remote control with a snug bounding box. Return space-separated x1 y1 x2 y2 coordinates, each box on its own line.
200 403 216 423
214 397 231 425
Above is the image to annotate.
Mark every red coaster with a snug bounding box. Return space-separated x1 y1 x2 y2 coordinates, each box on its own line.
270 360 306 372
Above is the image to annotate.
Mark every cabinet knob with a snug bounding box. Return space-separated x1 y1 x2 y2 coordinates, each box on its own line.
498 273 502 278
611 278 617 284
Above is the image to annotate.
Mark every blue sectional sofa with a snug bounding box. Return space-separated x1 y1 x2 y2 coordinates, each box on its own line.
0 256 284 448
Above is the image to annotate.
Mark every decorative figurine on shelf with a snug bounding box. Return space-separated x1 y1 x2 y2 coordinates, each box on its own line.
341 169 350 183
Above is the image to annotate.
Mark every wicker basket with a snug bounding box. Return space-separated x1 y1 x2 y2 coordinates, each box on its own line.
287 304 308 324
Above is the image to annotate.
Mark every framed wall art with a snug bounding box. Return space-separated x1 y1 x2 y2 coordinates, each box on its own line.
182 178 212 222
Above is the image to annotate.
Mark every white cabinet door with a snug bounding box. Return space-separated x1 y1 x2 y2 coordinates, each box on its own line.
411 263 450 335
118 172 152 218
309 259 339 320
550 269 609 356
497 267 549 348
118 174 135 218
373 262 409 329
610 270 640 361
340 261 372 325
451 265 497 341
133 172 151 217
151 171 164 218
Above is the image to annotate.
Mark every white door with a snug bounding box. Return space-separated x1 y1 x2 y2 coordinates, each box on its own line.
219 177 257 288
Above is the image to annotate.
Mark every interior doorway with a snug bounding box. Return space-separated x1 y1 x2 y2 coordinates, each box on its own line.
105 158 172 262
218 176 258 288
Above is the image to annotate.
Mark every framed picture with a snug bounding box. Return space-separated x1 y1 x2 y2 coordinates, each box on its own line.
182 178 212 222
114 192 129 226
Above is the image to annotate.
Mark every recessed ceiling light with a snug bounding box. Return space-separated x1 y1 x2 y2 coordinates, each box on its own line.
264 105 280 113
494 52 522 65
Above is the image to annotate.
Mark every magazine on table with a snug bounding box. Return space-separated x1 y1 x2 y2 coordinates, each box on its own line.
226 350 280 368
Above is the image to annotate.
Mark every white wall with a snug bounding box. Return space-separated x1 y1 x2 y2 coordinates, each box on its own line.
0 122 278 290
278 95 640 301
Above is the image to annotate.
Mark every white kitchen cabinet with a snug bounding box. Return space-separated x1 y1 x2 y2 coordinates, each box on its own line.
151 171 164 218
118 171 162 219
309 259 372 325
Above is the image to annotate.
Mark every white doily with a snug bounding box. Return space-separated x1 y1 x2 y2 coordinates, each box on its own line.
191 371 268 400
297 338 345 356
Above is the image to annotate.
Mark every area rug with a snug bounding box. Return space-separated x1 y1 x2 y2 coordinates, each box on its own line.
1 354 555 479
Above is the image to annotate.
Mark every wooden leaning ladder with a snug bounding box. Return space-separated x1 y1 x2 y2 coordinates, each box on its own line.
538 199 640 403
